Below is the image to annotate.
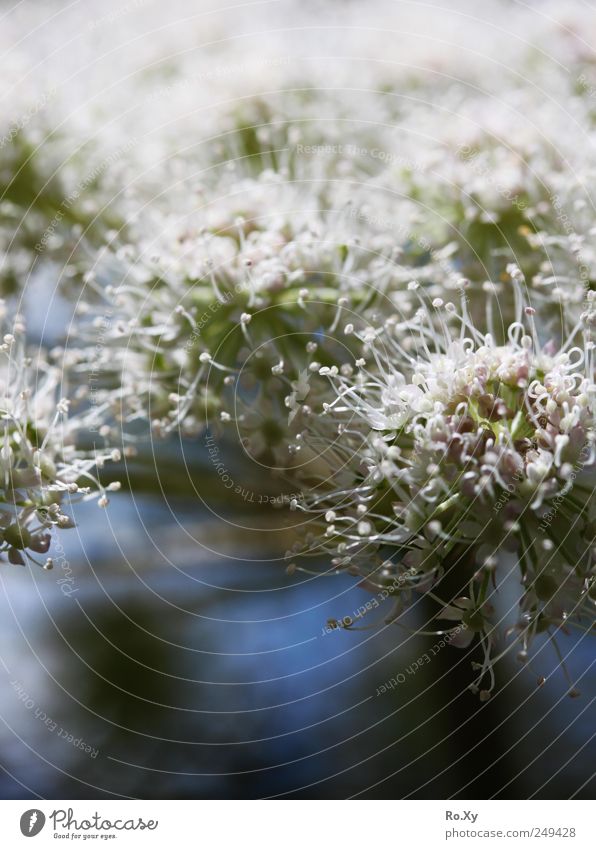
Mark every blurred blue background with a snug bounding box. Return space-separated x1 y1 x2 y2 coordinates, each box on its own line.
0 443 593 800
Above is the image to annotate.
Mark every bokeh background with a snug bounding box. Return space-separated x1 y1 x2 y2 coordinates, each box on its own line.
0 464 594 798
0 0 594 799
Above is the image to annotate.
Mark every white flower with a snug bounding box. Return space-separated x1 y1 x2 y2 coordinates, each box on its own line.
0 310 118 570
76 169 445 441
298 278 596 696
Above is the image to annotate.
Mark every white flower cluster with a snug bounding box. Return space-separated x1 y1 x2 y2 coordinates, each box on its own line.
0 305 119 569
76 170 452 444
293 274 596 695
2 0 595 304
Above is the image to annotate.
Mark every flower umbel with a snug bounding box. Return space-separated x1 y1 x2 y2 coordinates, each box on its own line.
0 308 119 570
296 275 596 696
